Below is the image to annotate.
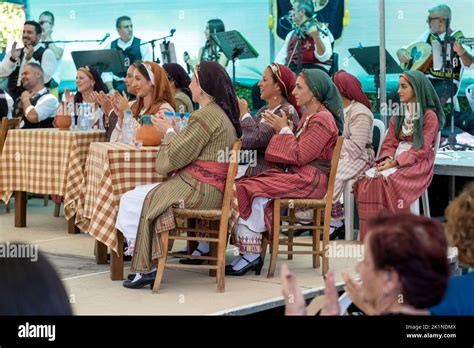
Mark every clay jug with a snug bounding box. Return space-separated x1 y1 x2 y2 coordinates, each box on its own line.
135 115 163 146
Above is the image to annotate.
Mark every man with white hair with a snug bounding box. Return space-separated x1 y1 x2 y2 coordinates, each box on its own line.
397 5 473 109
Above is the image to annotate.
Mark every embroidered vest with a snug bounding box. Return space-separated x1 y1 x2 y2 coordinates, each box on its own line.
287 33 331 67
111 37 142 77
20 89 55 129
426 30 464 81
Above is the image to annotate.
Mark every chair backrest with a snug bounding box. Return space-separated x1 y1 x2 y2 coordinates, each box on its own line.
433 131 441 153
219 140 242 222
325 136 344 203
0 117 20 154
372 118 386 159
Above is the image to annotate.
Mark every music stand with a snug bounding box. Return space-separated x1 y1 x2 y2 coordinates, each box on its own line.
71 49 127 76
211 30 259 84
349 46 402 112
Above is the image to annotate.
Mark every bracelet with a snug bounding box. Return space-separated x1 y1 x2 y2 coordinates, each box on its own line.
25 105 35 116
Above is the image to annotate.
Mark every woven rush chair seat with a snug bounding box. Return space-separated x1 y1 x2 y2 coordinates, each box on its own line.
173 208 222 220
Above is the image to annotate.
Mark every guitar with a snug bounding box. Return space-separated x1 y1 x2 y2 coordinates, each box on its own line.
400 38 474 72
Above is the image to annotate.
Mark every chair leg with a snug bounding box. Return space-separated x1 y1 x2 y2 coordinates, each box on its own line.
314 208 321 268
344 181 355 240
43 195 49 207
260 234 269 263
54 203 61 217
287 208 295 260
422 190 430 218
152 231 169 293
5 201 10 213
267 200 281 278
216 221 228 293
322 207 331 275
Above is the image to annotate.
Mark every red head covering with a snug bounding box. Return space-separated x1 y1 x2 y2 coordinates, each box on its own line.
268 63 300 115
332 70 372 111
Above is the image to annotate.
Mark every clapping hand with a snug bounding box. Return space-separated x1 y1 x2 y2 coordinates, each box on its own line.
262 110 290 133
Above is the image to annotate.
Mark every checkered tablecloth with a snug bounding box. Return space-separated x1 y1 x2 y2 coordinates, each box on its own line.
74 142 166 253
0 129 106 205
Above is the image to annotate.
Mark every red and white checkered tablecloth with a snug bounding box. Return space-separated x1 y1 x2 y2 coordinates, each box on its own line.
0 129 106 204
74 142 166 253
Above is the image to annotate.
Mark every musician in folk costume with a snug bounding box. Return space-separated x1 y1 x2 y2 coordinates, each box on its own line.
396 4 473 136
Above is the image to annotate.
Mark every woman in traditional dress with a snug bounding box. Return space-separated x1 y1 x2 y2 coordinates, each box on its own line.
238 63 300 177
116 61 241 289
328 70 375 237
183 19 228 72
110 61 175 143
226 69 343 276
353 70 445 241
163 63 194 114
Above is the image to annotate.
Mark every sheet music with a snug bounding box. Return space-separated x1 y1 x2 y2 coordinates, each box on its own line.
432 40 452 71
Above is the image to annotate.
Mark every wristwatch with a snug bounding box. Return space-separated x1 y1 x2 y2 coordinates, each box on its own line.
9 56 17 63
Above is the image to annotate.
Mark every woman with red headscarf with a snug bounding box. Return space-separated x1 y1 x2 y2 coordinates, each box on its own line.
327 70 375 238
237 63 300 177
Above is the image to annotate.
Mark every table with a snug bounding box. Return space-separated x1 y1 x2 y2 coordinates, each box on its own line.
75 142 166 279
434 150 474 199
0 129 107 232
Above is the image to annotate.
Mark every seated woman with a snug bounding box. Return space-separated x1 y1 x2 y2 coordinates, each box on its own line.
282 213 450 316
163 63 194 114
110 61 175 143
429 182 474 315
116 61 241 289
99 62 138 140
353 70 445 240
226 69 343 276
328 70 375 238
238 63 299 177
183 19 228 72
64 66 108 125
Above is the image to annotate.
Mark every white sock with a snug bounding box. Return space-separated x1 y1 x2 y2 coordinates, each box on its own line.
131 273 142 282
232 253 259 271
330 219 343 234
144 266 157 275
191 242 209 256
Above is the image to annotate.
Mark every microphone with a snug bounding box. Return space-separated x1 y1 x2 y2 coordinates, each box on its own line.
99 33 110 45
170 29 176 36
183 51 191 74
280 14 292 21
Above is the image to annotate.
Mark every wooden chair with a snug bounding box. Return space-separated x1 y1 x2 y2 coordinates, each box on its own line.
266 136 344 278
152 140 242 293
0 117 21 213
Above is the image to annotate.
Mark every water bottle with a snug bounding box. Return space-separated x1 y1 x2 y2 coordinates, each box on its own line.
122 110 133 144
98 111 105 130
78 104 86 131
67 102 76 131
83 103 91 131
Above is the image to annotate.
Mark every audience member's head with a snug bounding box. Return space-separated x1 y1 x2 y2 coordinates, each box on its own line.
445 182 474 268
116 15 133 43
125 63 139 96
259 63 298 111
22 20 42 47
359 213 449 313
332 69 373 111
0 242 72 315
21 63 45 91
131 61 175 116
75 66 107 103
163 63 192 101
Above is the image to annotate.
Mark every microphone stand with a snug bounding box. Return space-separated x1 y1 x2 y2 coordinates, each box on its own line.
131 30 176 63
42 38 106 45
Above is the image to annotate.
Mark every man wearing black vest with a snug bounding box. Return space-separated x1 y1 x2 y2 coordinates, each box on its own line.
102 16 152 95
15 63 58 129
0 21 57 102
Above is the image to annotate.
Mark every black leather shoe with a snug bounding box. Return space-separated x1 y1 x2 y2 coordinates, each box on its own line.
281 225 313 237
225 256 264 276
320 224 345 241
179 248 209 265
123 271 156 289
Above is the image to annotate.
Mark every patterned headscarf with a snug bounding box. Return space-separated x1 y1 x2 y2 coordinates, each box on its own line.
268 63 299 114
196 61 242 137
163 63 192 101
332 70 372 111
131 61 176 118
396 70 445 149
301 69 344 134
